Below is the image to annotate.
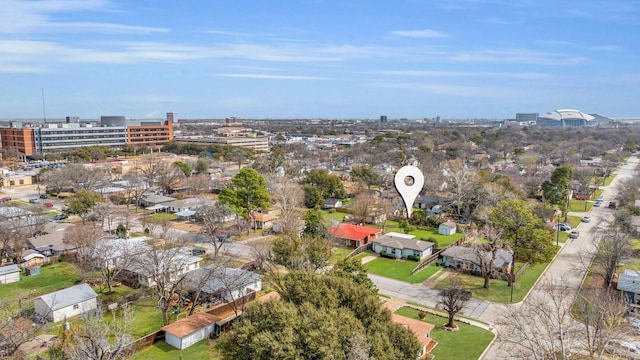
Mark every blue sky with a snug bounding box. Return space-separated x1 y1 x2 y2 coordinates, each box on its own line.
2 0 639 119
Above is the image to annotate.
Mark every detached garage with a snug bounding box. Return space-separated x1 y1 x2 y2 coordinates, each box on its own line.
0 264 20 285
162 312 221 350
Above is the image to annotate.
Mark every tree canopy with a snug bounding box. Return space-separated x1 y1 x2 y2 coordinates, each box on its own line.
303 169 345 204
219 168 271 231
216 272 420 360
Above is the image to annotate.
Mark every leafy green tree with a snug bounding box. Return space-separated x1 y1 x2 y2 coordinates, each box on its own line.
302 184 323 208
330 257 377 292
219 168 271 233
194 158 209 174
216 272 420 360
489 199 555 291
541 165 573 206
303 169 345 199
351 165 379 190
172 161 192 177
66 190 106 223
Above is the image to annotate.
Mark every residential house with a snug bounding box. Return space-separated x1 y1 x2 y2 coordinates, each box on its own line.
162 312 221 350
0 264 20 285
617 269 640 311
164 198 203 214
140 194 175 209
440 246 513 275
371 232 434 260
119 248 202 288
392 314 437 359
26 223 75 256
34 283 98 322
322 198 343 209
329 223 382 248
181 266 263 303
438 221 457 236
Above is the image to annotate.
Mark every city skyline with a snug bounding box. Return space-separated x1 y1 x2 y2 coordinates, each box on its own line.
2 0 639 119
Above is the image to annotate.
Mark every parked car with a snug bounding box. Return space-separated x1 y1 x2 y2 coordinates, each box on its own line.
39 194 48 199
0 196 11 202
191 248 206 255
594 200 602 207
28 198 39 203
217 235 233 243
608 201 617 209
582 216 591 223
569 231 579 239
44 202 54 208
52 214 68 220
557 223 572 231
597 195 604 201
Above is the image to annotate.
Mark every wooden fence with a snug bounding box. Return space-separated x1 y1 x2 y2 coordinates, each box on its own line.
345 242 373 259
411 237 465 275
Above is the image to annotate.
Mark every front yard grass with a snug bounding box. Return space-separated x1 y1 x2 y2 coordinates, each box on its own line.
395 307 494 360
569 199 592 212
130 339 220 360
0 261 79 301
148 213 179 221
330 247 354 264
434 261 549 303
365 258 439 283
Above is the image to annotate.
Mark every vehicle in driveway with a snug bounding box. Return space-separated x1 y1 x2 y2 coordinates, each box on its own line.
52 214 68 220
582 216 591 223
557 223 572 231
569 231 579 239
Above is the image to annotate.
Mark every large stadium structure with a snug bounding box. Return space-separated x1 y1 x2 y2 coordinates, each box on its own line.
535 109 598 127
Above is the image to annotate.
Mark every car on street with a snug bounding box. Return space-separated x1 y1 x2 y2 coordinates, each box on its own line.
569 231 579 239
594 200 602 207
52 214 68 221
557 223 572 231
582 216 591 223
28 198 39 203
44 202 54 208
0 196 11 202
39 194 48 199
597 195 604 201
609 201 617 209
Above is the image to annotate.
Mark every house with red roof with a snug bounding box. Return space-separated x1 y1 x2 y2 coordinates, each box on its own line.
329 223 382 248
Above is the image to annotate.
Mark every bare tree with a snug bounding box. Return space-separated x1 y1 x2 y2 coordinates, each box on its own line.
121 172 149 211
615 177 640 208
265 174 304 235
436 275 471 329
468 225 504 289
443 160 478 217
575 288 629 358
586 228 631 288
496 279 579 360
62 305 134 360
350 192 377 224
0 296 51 358
196 202 234 258
63 225 105 282
63 163 108 191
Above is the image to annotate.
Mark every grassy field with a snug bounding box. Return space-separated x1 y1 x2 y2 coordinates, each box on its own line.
395 307 494 360
365 258 439 283
384 221 464 248
129 296 170 338
434 261 549 303
330 247 354 264
0 262 79 301
568 199 593 212
149 213 179 221
130 339 220 360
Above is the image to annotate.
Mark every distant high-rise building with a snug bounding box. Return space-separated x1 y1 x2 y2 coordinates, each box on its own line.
380 115 387 123
167 112 178 123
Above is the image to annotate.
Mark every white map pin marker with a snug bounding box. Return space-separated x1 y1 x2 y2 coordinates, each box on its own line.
394 165 424 218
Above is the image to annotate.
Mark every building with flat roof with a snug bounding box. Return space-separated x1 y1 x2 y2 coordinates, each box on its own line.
176 136 269 152
0 126 36 157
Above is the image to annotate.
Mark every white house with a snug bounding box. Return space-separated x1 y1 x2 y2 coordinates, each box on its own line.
371 232 434 260
438 221 457 236
120 249 202 288
182 266 263 302
440 246 513 275
162 312 221 349
0 264 20 285
34 283 98 322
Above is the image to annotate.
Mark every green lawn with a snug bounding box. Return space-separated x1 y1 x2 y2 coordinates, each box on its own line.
148 213 179 221
604 174 617 186
322 210 351 225
130 296 168 338
395 307 494 360
365 258 439 284
434 261 550 303
383 221 464 248
568 199 592 212
0 262 79 301
130 339 220 360
330 247 354 264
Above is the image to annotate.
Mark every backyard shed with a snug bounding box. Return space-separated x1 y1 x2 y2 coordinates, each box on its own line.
438 221 457 236
162 312 221 349
34 283 98 322
0 264 20 285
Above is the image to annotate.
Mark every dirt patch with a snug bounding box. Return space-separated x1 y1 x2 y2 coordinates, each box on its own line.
172 221 201 233
17 334 57 357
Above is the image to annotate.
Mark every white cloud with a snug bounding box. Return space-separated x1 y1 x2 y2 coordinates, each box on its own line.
216 73 328 80
391 29 451 38
450 49 589 65
372 70 550 80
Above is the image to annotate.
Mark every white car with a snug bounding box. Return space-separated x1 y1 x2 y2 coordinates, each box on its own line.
582 216 591 223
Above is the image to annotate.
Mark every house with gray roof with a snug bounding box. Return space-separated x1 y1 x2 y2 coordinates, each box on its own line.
371 232 434 260
26 222 74 256
617 269 640 310
34 283 98 322
140 194 175 210
181 266 263 303
440 246 513 275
